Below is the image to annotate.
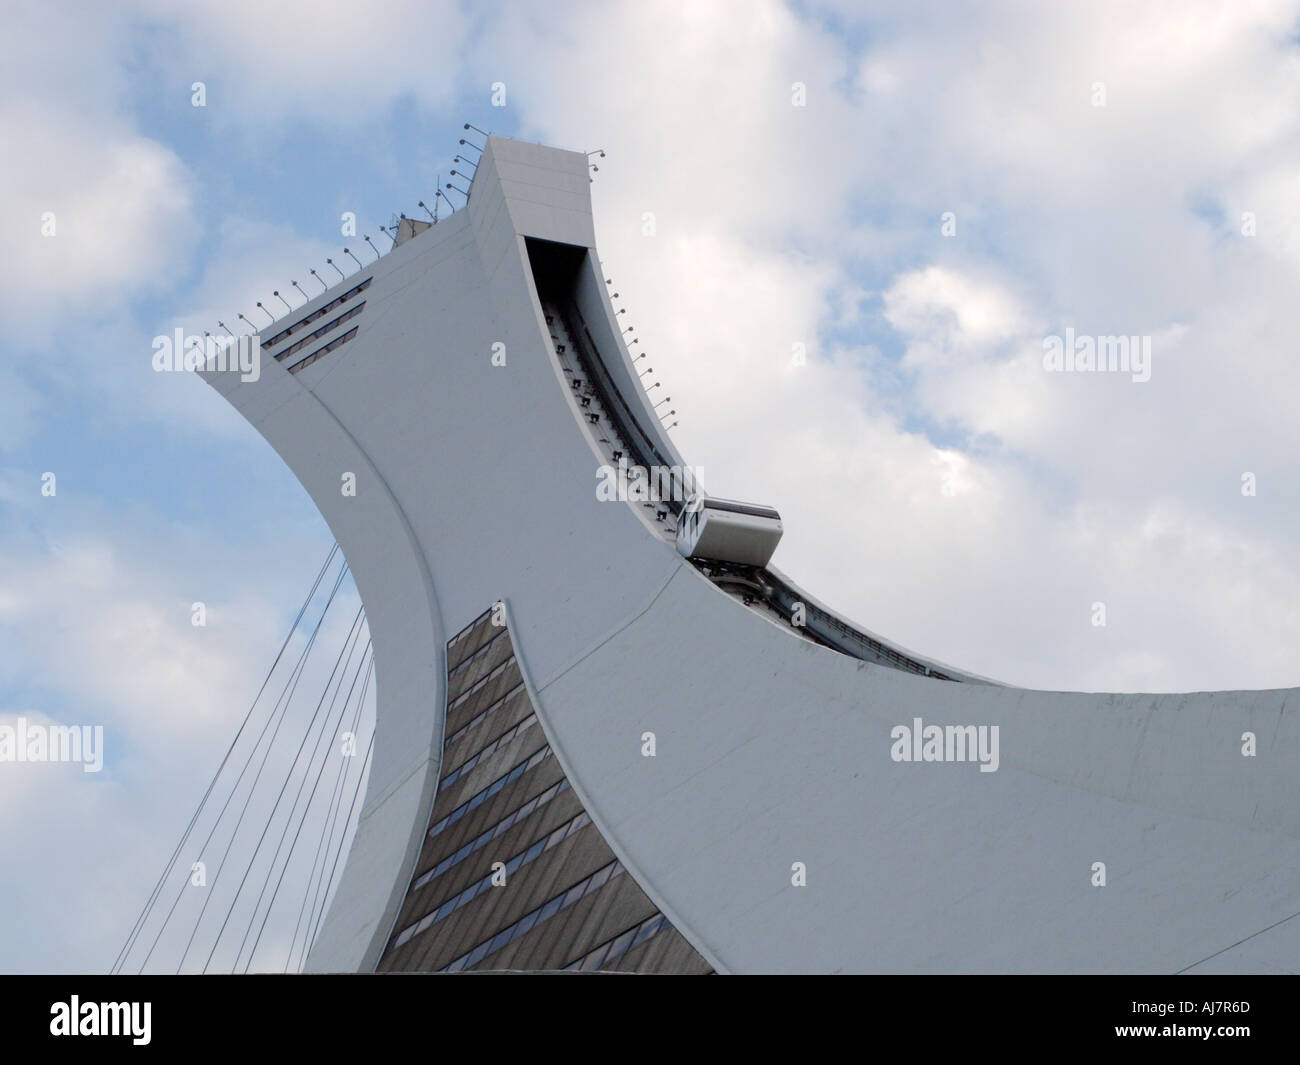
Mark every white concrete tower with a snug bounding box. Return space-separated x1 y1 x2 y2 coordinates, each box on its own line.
201 137 1300 974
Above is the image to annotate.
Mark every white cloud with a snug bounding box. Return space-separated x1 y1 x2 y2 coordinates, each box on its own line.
466 0 1300 692
0 517 369 972
884 267 1028 361
0 104 197 324
133 0 467 127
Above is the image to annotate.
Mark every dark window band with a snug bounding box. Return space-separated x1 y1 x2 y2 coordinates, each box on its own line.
426 745 551 840
438 860 626 972
447 658 516 713
286 325 359 375
440 714 537 791
444 682 526 747
448 627 509 683
563 912 671 972
274 302 365 363
264 276 371 349
410 778 572 893
392 808 592 949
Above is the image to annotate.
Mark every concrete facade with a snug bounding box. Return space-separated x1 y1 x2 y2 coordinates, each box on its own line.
377 607 711 972
201 136 1300 974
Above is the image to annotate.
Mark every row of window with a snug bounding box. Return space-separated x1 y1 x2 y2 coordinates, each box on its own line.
411 778 573 893
273 302 365 363
426 745 551 840
444 682 525 748
440 714 537 792
447 626 509 685
447 612 493 651
264 276 372 349
439 860 626 972
563 913 671 972
447 657 516 714
393 809 593 949
286 325 359 376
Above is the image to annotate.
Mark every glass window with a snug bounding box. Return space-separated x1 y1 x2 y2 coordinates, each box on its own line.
587 863 613 892
632 917 660 948
607 927 638 961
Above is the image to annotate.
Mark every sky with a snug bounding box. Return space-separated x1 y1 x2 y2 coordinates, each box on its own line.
2 0 1299 972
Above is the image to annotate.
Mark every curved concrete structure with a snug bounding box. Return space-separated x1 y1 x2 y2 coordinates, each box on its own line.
201 136 1300 974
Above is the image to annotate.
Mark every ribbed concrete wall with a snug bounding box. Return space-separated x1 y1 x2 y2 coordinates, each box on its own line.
380 609 711 973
